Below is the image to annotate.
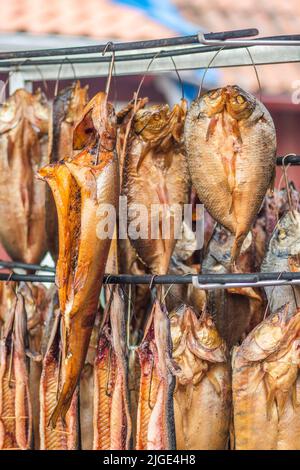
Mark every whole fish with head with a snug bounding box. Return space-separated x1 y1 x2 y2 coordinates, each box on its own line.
232 304 300 450
185 85 277 264
122 100 190 278
261 210 300 318
171 305 231 450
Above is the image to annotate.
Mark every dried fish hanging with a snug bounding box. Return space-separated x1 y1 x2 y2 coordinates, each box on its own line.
171 305 231 450
0 286 32 450
38 55 119 426
39 309 79 450
202 224 265 349
0 88 49 264
136 300 176 450
184 85 277 264
20 282 56 450
232 304 300 450
93 286 131 450
46 81 89 261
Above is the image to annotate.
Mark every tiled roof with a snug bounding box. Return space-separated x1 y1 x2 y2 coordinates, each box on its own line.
0 0 174 40
175 0 300 95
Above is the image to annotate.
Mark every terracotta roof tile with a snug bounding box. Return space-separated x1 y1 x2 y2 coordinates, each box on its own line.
175 0 300 94
0 0 174 39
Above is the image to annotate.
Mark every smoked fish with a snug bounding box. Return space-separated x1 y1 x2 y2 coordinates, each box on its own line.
171 305 231 450
122 100 190 276
0 289 32 450
38 91 119 425
93 286 131 450
202 224 264 348
39 312 79 450
185 85 277 263
136 301 176 450
261 210 300 318
232 304 300 450
0 89 49 263
47 81 88 261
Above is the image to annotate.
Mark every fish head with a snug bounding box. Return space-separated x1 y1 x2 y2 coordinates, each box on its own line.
225 85 256 120
239 304 290 362
200 87 226 117
66 81 89 124
133 104 170 139
271 210 300 256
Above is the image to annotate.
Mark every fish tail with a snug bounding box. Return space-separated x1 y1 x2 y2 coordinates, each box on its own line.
230 232 246 266
49 390 71 428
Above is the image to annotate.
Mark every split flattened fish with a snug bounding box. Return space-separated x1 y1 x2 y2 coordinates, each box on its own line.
20 282 56 449
136 301 176 450
171 305 231 450
0 289 32 450
0 89 49 263
38 91 119 425
93 286 131 450
232 304 300 450
185 85 277 263
39 311 79 450
261 210 300 318
47 81 89 261
122 100 190 276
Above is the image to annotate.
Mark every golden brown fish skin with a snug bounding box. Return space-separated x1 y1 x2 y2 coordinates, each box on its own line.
0 290 17 449
0 289 32 450
13 294 32 450
232 305 300 450
185 85 277 263
171 305 231 450
39 92 119 425
122 100 190 276
20 283 56 449
47 81 89 261
39 314 78 450
202 224 265 348
261 210 300 318
0 89 49 264
93 287 131 450
80 313 99 450
136 301 176 450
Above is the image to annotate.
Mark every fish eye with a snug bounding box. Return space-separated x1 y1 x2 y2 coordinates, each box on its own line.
278 229 286 239
209 90 219 99
236 95 245 104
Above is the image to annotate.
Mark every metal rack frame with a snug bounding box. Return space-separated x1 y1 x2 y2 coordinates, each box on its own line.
0 28 300 289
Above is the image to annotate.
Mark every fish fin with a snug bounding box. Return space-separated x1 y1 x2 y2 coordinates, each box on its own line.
136 145 149 173
156 183 169 205
206 369 221 395
230 231 246 266
275 391 288 418
205 116 218 141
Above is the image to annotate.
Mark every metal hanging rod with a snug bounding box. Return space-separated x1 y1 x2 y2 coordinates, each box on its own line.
0 28 258 61
1 272 300 288
0 259 55 273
